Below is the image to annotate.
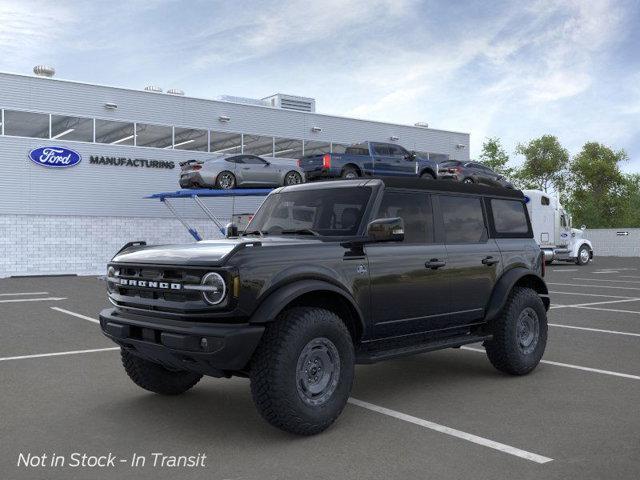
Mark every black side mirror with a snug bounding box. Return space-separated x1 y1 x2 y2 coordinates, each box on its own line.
225 223 239 238
367 217 404 242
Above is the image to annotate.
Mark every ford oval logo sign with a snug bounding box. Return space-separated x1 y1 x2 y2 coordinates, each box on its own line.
28 146 82 168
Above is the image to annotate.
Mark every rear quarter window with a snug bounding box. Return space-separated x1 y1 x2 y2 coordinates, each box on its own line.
440 195 487 244
490 199 531 237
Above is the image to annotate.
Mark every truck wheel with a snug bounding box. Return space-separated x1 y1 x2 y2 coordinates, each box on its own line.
284 170 303 186
484 287 547 375
250 307 355 435
420 171 435 180
463 177 474 184
121 349 202 395
576 245 591 265
341 166 359 179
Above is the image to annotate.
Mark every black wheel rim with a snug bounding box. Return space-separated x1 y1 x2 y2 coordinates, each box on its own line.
516 307 540 355
296 337 341 407
285 171 302 185
464 178 473 184
218 173 234 189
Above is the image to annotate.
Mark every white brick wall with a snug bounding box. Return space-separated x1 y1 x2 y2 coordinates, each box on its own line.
0 214 227 277
583 228 640 257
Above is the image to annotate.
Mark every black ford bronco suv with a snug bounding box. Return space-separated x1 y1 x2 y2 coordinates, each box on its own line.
99 178 550 435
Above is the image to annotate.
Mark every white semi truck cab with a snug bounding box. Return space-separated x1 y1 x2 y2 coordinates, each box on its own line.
523 190 594 265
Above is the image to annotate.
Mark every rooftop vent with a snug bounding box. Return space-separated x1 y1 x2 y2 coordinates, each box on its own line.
414 122 429 128
167 88 185 96
144 85 163 93
262 93 316 113
33 65 55 78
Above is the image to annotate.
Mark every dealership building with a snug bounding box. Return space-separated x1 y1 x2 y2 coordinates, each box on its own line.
0 68 470 277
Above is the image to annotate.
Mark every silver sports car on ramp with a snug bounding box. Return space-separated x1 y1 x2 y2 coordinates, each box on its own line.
179 154 305 189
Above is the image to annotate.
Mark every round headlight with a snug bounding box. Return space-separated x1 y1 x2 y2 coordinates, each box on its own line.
107 266 116 292
201 272 227 305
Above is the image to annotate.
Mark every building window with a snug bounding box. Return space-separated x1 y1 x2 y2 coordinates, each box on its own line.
210 131 242 154
273 137 303 159
303 140 331 156
243 134 274 156
173 127 208 151
50 114 94 142
135 123 173 148
95 119 135 145
331 143 349 154
3 110 50 139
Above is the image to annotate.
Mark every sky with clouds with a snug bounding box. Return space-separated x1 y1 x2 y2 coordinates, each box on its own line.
1 0 639 171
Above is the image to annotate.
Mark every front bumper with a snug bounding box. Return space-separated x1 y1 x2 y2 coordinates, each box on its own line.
99 308 264 376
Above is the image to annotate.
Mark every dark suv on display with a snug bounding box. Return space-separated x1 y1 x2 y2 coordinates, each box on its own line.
99 178 549 435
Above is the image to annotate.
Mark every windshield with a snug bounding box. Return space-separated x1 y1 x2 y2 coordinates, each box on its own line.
245 187 372 237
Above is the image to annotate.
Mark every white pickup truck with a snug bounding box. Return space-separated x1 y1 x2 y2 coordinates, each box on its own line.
523 190 594 265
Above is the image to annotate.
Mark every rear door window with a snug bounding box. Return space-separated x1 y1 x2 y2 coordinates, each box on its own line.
440 195 487 244
490 199 530 235
372 144 390 156
375 191 434 243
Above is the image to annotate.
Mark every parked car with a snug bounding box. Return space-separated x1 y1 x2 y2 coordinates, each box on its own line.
438 160 514 188
179 154 305 189
298 141 438 181
100 178 549 435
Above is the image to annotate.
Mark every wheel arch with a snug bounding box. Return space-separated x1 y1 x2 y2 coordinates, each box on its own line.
249 279 365 343
342 163 362 176
485 267 549 323
419 167 436 178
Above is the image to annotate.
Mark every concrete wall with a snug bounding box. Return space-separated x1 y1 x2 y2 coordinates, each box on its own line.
583 229 640 257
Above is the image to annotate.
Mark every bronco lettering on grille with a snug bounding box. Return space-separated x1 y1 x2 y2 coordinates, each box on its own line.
118 278 182 290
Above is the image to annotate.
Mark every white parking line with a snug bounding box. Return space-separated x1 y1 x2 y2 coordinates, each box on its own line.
0 292 49 296
550 269 578 272
547 283 640 291
50 307 99 324
550 298 640 309
572 278 640 285
618 275 640 279
549 323 640 337
593 271 619 274
348 398 552 464
0 297 67 304
549 291 637 299
571 306 640 315
461 346 640 381
0 347 119 362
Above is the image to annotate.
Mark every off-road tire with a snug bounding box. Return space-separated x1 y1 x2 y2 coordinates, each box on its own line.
576 245 591 265
484 287 547 375
420 171 435 180
250 307 355 435
121 349 202 395
341 166 359 179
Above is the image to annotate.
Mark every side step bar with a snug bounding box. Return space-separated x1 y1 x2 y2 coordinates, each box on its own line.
356 334 491 364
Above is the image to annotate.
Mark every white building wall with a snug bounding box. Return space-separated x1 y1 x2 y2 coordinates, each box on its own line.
583 229 640 257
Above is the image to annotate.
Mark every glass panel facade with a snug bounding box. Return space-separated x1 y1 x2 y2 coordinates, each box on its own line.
135 123 173 148
243 134 274 156
273 137 303 159
210 131 242 154
51 115 93 142
303 140 330 156
173 127 208 151
4 110 49 138
95 119 135 145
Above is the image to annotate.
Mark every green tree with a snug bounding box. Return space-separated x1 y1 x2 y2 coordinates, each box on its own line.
620 174 640 227
478 137 514 177
566 142 628 228
515 135 569 193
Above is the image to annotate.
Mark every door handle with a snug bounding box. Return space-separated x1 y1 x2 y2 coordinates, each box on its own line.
482 256 499 266
425 259 446 269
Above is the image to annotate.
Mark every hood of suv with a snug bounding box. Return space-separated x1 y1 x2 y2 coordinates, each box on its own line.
111 236 324 266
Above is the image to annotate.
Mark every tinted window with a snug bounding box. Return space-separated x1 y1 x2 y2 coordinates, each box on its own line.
247 187 372 237
242 155 267 165
376 191 433 243
387 145 406 157
491 199 529 234
373 144 390 155
345 144 370 156
4 110 50 138
541 196 550 206
440 160 461 168
225 156 244 164
440 195 486 244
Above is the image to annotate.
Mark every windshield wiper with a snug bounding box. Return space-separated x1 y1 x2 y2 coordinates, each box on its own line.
280 228 320 236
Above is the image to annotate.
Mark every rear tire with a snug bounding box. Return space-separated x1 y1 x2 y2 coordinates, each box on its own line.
576 245 591 265
121 349 202 395
420 171 435 180
484 287 547 375
284 170 303 186
215 171 236 189
341 166 359 179
250 307 355 435
463 177 474 184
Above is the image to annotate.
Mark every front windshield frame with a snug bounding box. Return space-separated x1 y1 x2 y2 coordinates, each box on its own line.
244 186 375 239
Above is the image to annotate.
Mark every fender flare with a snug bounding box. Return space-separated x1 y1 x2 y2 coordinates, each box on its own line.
572 239 593 258
485 268 549 322
419 167 436 178
248 279 365 331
